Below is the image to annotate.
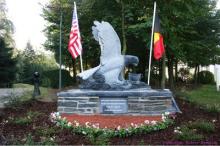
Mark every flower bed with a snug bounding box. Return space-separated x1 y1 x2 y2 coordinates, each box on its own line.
50 112 174 138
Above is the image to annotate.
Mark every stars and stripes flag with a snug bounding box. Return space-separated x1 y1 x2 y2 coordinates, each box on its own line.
68 2 82 59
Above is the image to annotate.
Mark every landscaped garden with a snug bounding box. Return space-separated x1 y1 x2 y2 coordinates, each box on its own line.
0 85 219 145
1 0 220 145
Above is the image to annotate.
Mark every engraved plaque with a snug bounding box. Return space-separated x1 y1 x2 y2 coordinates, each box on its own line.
99 97 128 114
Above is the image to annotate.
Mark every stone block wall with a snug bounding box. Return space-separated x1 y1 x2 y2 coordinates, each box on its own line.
128 97 173 115
58 97 99 114
58 96 176 115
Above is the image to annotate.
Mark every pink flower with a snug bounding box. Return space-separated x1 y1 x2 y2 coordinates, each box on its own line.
117 125 121 130
144 120 150 124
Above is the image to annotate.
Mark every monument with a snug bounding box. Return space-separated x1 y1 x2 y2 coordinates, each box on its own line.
57 21 180 115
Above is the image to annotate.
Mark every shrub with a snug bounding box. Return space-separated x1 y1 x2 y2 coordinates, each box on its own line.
189 120 215 133
12 117 32 125
198 71 215 84
42 69 74 88
177 68 193 83
175 126 204 141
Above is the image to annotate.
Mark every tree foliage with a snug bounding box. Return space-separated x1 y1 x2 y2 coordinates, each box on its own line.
42 0 220 87
16 41 58 86
0 0 14 44
0 0 16 87
0 38 16 87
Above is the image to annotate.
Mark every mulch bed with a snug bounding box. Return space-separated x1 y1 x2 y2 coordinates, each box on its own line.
62 114 162 129
0 97 220 145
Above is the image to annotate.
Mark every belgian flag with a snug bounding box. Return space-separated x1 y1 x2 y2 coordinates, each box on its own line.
153 12 165 60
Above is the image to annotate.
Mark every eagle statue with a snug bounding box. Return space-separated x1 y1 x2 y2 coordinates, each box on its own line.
77 21 147 90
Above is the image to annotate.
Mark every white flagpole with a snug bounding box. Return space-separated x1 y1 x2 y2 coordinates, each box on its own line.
74 2 84 72
147 1 157 85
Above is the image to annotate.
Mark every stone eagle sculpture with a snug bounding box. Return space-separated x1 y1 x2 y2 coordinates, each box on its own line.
77 21 147 90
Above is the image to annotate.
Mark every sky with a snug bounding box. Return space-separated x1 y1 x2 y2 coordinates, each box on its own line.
5 0 220 51
6 0 49 51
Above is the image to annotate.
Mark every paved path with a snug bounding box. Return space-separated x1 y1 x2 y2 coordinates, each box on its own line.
0 88 31 108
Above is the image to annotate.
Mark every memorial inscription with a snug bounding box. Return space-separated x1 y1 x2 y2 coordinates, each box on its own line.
99 97 128 114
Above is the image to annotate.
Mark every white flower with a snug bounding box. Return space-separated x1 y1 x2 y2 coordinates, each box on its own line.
67 122 72 126
134 124 138 128
58 116 61 119
164 112 170 116
73 120 80 126
130 123 134 126
174 129 182 134
117 126 121 130
50 137 54 141
162 115 166 122
85 122 91 127
75 122 79 127
55 112 60 116
82 131 87 135
212 119 217 123
144 120 150 124
150 120 157 125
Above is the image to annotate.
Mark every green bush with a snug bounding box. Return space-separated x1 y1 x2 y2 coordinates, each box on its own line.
198 71 215 84
12 117 32 125
42 69 74 88
175 126 204 141
189 120 215 133
177 68 193 83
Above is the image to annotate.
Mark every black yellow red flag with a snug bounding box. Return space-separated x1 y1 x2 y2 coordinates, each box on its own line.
153 12 165 60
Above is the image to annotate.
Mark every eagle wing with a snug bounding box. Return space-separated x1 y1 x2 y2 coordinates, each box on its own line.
92 21 122 65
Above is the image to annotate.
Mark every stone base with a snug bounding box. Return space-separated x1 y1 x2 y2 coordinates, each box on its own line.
57 88 181 115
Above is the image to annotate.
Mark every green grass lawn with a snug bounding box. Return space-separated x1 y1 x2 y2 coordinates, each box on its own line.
13 83 56 102
179 85 220 111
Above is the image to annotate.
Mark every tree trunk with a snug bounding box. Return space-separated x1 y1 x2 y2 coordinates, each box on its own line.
194 65 200 85
161 53 166 89
175 59 178 83
197 65 200 84
194 65 198 85
167 57 174 90
85 57 88 70
121 0 127 54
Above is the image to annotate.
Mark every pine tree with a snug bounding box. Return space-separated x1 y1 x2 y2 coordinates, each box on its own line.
0 37 16 87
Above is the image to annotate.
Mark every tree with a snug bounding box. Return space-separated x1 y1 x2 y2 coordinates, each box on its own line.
17 41 58 84
42 0 220 89
23 40 36 61
0 0 14 45
0 0 16 87
0 38 16 87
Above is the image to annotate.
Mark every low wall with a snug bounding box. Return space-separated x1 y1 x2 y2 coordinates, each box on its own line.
57 89 180 115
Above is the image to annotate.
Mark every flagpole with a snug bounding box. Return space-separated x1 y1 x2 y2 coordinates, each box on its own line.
59 9 63 90
74 2 84 72
147 1 157 85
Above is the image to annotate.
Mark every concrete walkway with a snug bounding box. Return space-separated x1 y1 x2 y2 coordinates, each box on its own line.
0 88 31 108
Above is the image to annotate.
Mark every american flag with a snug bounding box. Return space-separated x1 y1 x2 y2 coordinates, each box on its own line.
68 2 82 59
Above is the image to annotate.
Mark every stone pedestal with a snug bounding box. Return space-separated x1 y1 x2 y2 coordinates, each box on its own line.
57 88 181 115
